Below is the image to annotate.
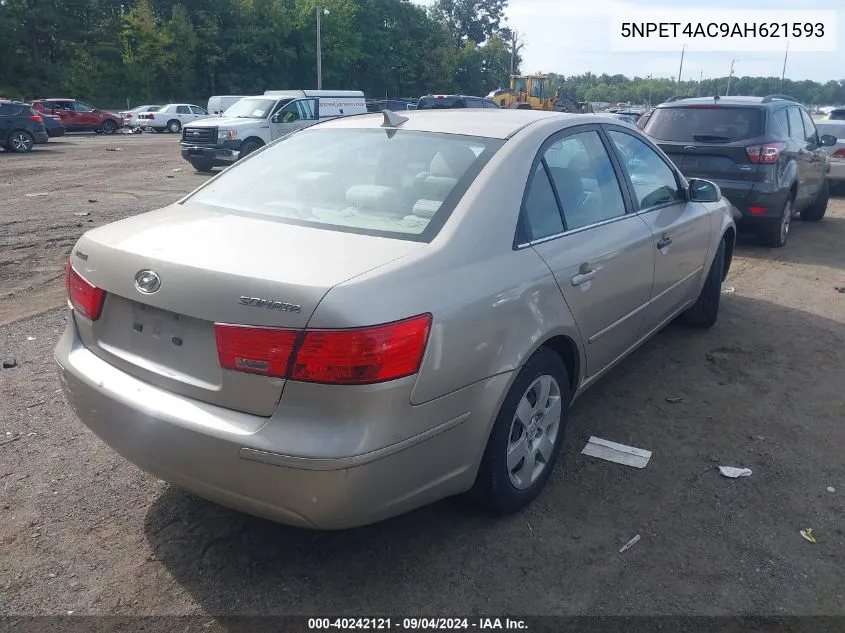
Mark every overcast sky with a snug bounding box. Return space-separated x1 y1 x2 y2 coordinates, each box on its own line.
412 0 844 82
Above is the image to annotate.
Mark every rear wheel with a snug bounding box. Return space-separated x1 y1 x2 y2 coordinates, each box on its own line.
801 178 828 222
760 196 792 248
8 130 34 153
680 238 725 328
470 347 571 514
100 119 117 135
167 119 181 133
189 158 214 173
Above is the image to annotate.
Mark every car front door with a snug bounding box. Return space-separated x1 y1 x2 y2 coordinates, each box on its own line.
523 126 655 377
189 106 208 122
800 107 826 198
607 127 711 332
269 98 318 140
71 102 98 129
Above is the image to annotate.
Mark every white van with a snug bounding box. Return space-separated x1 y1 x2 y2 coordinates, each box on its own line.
181 90 366 172
207 95 248 116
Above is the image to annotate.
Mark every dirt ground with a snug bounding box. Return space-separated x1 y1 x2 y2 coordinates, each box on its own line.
1 134 844 618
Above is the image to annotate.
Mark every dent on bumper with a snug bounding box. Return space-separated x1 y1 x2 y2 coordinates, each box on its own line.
54 319 507 529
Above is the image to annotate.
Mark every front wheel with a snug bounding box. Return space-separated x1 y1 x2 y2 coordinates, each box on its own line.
680 238 725 329
238 140 261 159
189 158 214 173
100 119 117 134
470 347 571 514
8 130 34 153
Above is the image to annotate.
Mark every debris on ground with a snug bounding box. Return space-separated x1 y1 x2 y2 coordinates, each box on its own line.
88 199 97 203
26 336 35 341
665 397 685 404
581 437 652 469
827 486 836 493
2 359 18 369
105 148 123 152
718 466 752 478
619 534 641 553
166 175 175 179
73 212 90 217
835 287 845 294
0 435 21 447
25 192 49 198
172 168 182 172
800 528 817 543
722 286 735 293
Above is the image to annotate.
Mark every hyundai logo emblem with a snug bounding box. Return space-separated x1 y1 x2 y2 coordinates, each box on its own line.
134 270 161 294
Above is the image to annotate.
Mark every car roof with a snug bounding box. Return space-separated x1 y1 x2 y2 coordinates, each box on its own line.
656 95 797 108
313 109 589 139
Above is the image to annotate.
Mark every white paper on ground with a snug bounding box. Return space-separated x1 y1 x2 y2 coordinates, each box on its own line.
719 466 752 478
581 436 652 469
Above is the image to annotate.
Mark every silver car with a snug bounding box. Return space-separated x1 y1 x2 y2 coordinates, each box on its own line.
814 121 845 190
55 109 736 529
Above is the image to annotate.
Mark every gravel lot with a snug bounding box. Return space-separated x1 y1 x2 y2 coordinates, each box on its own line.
1 134 844 618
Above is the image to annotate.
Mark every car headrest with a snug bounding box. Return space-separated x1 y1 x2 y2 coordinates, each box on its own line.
346 185 401 214
429 145 477 177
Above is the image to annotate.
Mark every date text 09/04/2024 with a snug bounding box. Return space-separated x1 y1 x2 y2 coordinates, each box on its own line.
307 618 528 631
621 22 824 39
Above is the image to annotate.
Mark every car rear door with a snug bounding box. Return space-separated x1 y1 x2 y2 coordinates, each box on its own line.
522 125 655 377
606 127 711 332
644 105 767 208
786 106 815 209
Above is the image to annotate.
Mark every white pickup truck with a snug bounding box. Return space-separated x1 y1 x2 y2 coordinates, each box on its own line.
179 90 366 172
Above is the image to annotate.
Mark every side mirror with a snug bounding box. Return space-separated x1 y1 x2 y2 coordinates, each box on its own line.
820 134 837 147
688 178 721 203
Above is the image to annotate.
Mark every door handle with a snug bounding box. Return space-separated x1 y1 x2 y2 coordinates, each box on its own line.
571 263 598 286
656 234 673 249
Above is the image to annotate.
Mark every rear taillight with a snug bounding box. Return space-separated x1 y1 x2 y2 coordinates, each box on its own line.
214 324 298 378
213 314 432 385
65 260 105 321
746 142 785 164
748 206 768 215
125 113 133 119
832 149 845 158
29 114 42 122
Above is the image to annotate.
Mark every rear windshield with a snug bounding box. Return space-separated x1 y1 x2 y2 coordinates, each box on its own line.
827 109 845 120
645 106 765 142
186 128 504 242
418 97 466 109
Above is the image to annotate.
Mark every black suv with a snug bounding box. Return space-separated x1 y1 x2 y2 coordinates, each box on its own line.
416 95 499 109
0 100 48 153
643 94 835 247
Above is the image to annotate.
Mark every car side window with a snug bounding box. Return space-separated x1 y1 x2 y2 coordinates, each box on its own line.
608 130 683 210
522 162 564 240
786 107 804 141
543 131 627 230
295 99 317 120
190 106 207 115
800 109 818 144
772 108 789 137
176 105 190 114
72 102 94 112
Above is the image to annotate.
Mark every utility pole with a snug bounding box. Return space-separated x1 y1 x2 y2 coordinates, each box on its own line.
316 5 327 90
677 44 686 90
725 59 737 96
647 74 652 107
697 70 703 96
781 41 789 90
510 31 517 75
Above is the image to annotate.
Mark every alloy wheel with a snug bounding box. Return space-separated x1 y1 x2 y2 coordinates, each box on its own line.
780 199 792 244
506 374 562 489
10 132 32 152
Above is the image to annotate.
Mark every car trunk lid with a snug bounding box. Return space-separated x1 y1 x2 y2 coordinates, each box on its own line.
69 203 423 416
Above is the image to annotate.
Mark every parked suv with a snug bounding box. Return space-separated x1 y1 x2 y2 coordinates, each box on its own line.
1 100 48 153
643 95 835 247
417 94 500 109
31 99 123 134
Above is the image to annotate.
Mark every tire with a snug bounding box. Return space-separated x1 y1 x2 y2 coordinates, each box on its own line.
100 119 117 135
167 119 181 133
7 130 34 153
189 158 214 173
238 140 261 159
760 196 792 248
801 178 828 222
680 238 725 329
470 347 571 514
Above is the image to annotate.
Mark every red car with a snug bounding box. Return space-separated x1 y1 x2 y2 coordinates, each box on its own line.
31 99 123 134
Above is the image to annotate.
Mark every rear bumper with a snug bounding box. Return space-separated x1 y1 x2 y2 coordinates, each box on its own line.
713 181 789 226
46 127 65 138
54 318 507 529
